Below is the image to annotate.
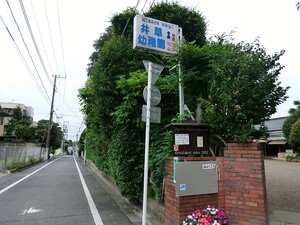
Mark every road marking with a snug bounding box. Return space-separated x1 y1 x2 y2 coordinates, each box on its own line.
0 158 60 196
19 207 43 215
73 157 104 225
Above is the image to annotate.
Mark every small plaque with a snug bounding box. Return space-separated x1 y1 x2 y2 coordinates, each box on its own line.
197 136 203 147
179 184 186 191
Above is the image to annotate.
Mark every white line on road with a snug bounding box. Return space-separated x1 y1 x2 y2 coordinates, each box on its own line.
0 158 61 195
73 157 104 225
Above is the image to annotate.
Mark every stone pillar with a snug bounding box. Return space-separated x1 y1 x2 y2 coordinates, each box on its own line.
164 157 218 225
224 143 268 225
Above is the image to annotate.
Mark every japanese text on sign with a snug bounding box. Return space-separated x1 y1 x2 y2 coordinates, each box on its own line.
133 15 179 55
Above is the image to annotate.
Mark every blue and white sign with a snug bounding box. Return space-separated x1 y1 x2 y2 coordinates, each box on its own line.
179 183 187 191
133 15 180 55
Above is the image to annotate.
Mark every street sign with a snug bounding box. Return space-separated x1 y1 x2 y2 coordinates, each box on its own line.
142 105 161 123
143 85 161 106
143 60 164 84
133 15 179 55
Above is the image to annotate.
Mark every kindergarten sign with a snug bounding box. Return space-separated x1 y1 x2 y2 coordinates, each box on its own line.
133 15 180 55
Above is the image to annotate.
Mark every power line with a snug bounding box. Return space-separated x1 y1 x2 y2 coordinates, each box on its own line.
29 0 54 81
56 0 66 77
43 0 60 75
0 14 51 105
19 0 53 87
7 0 51 103
121 0 143 35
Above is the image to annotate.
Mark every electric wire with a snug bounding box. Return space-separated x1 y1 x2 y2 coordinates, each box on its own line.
18 0 53 87
141 0 149 14
43 0 60 75
4 1 86 139
4 1 51 103
29 0 54 80
0 15 51 105
121 0 142 35
16 0 51 103
56 0 67 116
56 0 66 78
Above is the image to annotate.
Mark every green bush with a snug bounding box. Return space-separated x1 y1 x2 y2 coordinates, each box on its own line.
286 154 300 160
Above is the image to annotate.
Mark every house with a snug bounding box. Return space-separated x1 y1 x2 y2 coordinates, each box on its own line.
0 102 34 141
263 116 289 156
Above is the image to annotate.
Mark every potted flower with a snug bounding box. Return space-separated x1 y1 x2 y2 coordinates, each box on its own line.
183 205 228 225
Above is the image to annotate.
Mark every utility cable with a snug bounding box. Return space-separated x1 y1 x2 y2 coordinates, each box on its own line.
43 0 60 75
56 0 66 78
121 0 142 35
0 15 50 105
18 0 53 86
29 0 54 81
141 0 149 14
16 0 51 102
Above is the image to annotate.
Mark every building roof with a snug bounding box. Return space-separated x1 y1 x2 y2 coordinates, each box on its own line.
0 105 9 116
265 117 287 131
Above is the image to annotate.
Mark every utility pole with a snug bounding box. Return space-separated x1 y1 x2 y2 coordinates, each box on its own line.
45 75 57 162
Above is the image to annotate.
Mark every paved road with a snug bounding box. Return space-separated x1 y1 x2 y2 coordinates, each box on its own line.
265 159 300 225
0 156 136 225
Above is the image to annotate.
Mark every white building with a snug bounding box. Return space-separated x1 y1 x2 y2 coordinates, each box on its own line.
0 102 34 140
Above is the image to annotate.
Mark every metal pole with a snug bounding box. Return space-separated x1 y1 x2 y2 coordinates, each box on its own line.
45 75 57 162
178 62 184 117
84 132 87 165
142 62 152 225
4 147 8 171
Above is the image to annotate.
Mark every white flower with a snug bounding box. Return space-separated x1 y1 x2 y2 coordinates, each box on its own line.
212 220 220 225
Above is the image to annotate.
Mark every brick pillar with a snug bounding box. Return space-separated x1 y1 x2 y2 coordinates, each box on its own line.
224 143 268 225
164 157 218 225
216 157 226 211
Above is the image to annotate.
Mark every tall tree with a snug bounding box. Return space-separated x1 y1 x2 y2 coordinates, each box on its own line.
288 118 300 152
35 119 63 150
283 100 300 139
196 37 289 142
4 106 34 142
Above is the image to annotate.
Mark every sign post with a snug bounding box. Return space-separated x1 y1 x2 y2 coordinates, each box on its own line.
142 60 164 225
133 15 177 225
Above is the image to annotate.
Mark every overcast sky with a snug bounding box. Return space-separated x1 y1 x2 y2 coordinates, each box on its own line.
0 0 299 140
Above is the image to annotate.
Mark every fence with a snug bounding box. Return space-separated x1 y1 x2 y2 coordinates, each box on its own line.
0 143 42 171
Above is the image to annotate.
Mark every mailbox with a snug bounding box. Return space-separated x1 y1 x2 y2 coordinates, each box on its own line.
172 123 210 156
175 160 218 196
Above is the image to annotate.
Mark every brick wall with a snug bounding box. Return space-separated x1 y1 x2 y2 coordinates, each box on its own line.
164 157 218 225
223 143 268 225
164 143 268 225
216 157 226 211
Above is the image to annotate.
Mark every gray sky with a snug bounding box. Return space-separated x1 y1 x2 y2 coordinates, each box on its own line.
0 0 299 140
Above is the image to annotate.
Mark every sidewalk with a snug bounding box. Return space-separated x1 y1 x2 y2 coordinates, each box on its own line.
84 160 164 225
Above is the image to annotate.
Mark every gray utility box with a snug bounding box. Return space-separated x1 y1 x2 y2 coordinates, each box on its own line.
175 161 218 196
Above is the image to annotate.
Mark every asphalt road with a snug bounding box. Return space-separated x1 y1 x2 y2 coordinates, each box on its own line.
265 159 300 225
0 156 134 225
